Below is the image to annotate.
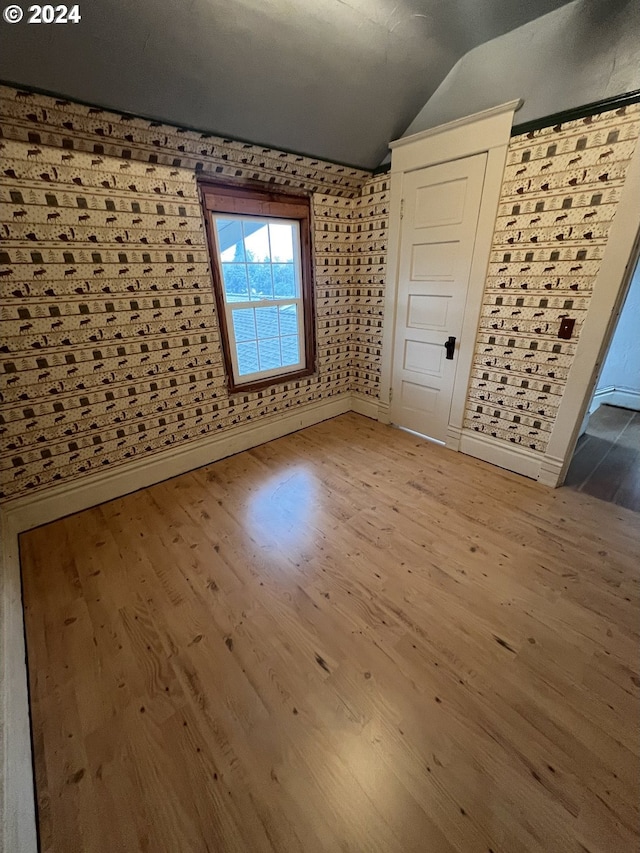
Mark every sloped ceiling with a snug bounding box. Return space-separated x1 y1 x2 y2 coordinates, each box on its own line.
0 0 574 169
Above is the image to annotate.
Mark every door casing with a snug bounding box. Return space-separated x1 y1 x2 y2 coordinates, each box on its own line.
380 100 522 451
539 143 640 487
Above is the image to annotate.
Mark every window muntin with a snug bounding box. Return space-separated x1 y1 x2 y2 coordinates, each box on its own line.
200 183 315 392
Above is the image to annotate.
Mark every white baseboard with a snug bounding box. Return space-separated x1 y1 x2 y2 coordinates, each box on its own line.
459 428 543 480
1 514 38 853
377 400 391 424
350 393 380 420
538 453 565 488
589 386 612 414
590 386 640 414
1 393 363 853
2 395 352 535
446 424 462 451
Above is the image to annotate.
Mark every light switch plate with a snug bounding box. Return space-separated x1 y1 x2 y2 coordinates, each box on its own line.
558 317 575 340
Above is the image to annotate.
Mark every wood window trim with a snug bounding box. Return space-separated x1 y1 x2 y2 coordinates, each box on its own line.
199 180 316 394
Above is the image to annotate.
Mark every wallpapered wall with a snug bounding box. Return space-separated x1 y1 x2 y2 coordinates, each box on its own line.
1 85 637 502
463 103 640 452
0 85 387 502
348 179 387 397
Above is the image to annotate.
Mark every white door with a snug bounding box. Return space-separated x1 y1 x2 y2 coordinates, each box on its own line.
390 153 487 442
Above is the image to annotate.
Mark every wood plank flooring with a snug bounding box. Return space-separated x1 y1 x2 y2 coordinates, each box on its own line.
20 413 640 853
565 404 640 512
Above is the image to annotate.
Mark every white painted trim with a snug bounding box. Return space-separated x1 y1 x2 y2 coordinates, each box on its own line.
1 393 357 853
589 386 640 414
543 141 640 488
589 386 613 414
446 424 462 451
389 100 523 150
350 394 380 420
379 169 404 415
538 454 565 488
2 396 351 534
377 400 391 425
389 101 521 176
1 513 37 853
448 143 512 437
460 429 543 480
577 408 591 439
381 101 520 457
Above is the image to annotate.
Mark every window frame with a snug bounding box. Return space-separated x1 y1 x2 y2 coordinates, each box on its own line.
200 180 316 393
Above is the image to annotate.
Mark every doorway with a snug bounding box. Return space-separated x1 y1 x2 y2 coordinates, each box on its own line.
563 253 640 510
390 153 487 442
380 99 522 452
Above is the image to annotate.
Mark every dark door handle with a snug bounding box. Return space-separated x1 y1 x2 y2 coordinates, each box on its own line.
444 336 456 360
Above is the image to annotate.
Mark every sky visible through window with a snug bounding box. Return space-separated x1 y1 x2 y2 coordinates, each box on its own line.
214 217 302 376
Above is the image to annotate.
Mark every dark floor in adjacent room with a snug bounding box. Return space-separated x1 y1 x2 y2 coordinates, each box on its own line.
564 405 640 512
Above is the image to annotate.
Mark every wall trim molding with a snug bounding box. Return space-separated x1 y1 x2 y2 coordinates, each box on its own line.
381 100 519 459
377 400 391 425
459 429 543 480
511 89 640 137
389 99 523 150
350 393 380 420
544 142 640 488
538 453 565 488
1 395 354 535
590 386 640 414
446 424 462 451
1 512 37 853
1 392 371 853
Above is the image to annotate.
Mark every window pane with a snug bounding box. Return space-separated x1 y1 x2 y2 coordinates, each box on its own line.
237 340 259 375
221 263 249 301
247 264 273 300
215 218 245 262
281 335 300 366
204 190 312 388
269 223 294 262
273 264 297 298
255 306 279 339
278 304 298 336
258 338 282 371
244 223 270 262
232 308 256 342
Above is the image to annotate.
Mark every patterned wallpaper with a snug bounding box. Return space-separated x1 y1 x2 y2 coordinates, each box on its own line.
463 103 640 453
0 86 372 502
1 85 638 501
349 176 388 399
0 86 369 198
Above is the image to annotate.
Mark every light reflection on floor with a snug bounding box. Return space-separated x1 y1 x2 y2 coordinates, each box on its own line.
246 467 319 551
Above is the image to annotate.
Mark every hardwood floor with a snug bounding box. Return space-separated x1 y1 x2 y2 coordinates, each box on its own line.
564 404 640 512
20 413 640 853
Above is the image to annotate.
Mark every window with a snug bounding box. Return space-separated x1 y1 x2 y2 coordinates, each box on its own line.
200 182 316 392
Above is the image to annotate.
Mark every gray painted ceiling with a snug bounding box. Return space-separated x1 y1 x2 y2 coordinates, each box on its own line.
0 0 574 169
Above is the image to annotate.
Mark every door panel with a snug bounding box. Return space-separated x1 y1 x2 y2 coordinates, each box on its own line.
410 241 458 279
414 178 467 227
407 294 450 329
391 154 487 442
400 381 438 416
404 340 443 376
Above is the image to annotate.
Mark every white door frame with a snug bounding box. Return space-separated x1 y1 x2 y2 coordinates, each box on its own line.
539 142 640 487
379 100 522 450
